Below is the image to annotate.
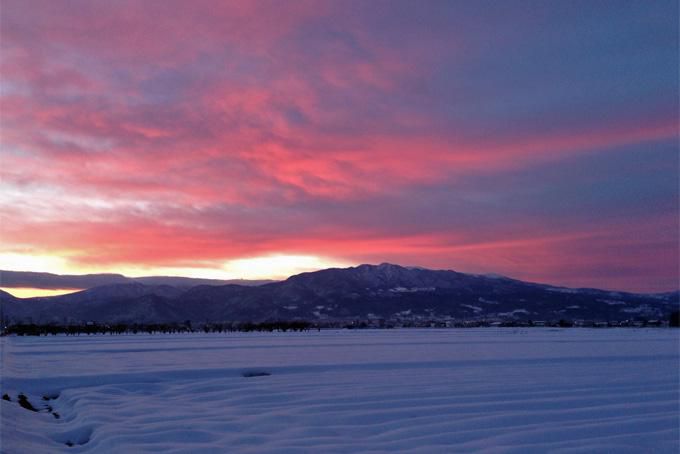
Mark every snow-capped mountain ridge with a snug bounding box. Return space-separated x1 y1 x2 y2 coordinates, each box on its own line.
1 264 677 324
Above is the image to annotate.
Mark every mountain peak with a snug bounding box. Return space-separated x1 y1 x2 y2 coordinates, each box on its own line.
356 262 405 271
377 262 404 269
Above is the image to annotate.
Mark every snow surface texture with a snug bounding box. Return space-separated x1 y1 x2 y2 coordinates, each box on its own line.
1 329 678 453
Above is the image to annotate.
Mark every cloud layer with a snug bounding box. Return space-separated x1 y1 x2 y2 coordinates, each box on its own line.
1 0 678 291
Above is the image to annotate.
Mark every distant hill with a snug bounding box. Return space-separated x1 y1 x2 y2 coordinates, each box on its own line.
0 263 677 325
0 270 274 290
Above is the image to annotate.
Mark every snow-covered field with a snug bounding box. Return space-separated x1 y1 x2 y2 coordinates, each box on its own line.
1 329 678 453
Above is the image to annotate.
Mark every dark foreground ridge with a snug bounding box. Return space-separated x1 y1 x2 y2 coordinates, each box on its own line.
1 263 678 330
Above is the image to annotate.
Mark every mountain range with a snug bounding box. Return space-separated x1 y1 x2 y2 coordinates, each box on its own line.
0 270 273 289
1 263 677 325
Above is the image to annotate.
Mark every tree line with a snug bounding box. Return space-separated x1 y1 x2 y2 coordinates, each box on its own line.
1 321 314 336
2 313 677 336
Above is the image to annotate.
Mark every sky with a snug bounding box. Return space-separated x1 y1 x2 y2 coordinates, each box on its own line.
1 0 678 294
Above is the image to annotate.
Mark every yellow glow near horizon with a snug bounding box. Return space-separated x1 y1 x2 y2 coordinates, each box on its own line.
0 287 81 298
0 252 71 273
1 252 350 286
223 255 350 280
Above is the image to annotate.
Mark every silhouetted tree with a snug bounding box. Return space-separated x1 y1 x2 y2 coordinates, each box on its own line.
670 311 680 328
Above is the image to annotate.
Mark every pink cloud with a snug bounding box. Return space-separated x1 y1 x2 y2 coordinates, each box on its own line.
1 0 677 291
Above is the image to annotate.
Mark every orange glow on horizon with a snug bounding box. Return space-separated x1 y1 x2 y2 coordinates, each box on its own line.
0 254 350 285
0 287 82 298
